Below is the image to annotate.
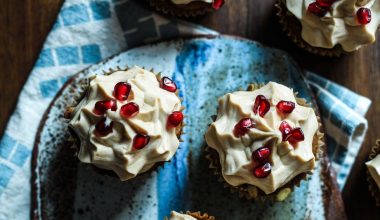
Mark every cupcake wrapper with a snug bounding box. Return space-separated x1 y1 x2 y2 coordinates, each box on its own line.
205 83 325 202
275 0 346 57
366 140 380 207
147 0 212 17
64 66 185 180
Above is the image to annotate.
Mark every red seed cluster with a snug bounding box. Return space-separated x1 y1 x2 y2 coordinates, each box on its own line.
160 77 177 93
212 0 224 10
307 0 338 17
233 118 256 137
253 95 270 117
279 121 305 144
357 8 371 25
252 147 272 178
133 134 150 150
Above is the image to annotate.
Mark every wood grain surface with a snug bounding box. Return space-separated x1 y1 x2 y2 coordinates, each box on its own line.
0 0 379 219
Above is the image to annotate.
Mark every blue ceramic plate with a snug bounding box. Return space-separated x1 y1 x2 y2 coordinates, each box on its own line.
32 36 341 220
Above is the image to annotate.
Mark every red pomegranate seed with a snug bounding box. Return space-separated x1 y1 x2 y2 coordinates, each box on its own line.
233 118 256 137
114 82 131 101
276 101 295 114
316 0 336 7
212 0 224 10
253 162 271 178
357 8 371 25
120 102 139 118
95 118 113 136
252 147 271 162
167 111 184 127
93 100 117 115
133 134 150 150
286 127 305 143
253 95 271 117
308 2 328 17
279 121 292 141
160 77 177 93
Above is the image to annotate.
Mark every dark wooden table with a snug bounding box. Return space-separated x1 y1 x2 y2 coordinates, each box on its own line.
1 0 379 219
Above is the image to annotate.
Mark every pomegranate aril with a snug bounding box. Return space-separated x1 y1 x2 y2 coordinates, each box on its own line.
160 77 177 93
120 102 139 118
357 8 371 25
253 162 271 178
308 2 328 17
94 100 117 115
253 95 271 117
279 121 293 141
167 111 184 127
212 0 224 10
95 118 113 136
114 82 131 101
286 127 305 143
316 0 336 7
233 118 256 137
253 147 271 162
276 101 295 114
133 134 150 150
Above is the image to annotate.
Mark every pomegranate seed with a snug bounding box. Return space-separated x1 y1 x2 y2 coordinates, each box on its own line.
253 162 271 178
133 134 150 150
276 101 295 114
252 147 271 162
253 95 271 117
167 111 184 127
233 118 256 137
212 0 224 10
114 82 131 101
286 127 305 143
316 0 336 7
160 77 177 93
279 121 292 141
93 100 117 115
308 2 328 17
95 118 113 136
120 102 139 118
357 8 371 25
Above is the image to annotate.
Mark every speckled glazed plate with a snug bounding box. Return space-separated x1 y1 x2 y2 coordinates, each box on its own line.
32 36 345 220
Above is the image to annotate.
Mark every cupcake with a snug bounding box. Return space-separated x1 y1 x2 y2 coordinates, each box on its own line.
147 0 224 17
205 82 323 201
65 66 184 181
165 211 215 220
276 0 380 56
365 140 380 206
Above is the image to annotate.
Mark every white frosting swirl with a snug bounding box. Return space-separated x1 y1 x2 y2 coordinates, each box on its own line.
286 0 380 51
171 0 212 5
167 211 197 220
69 66 182 181
366 154 380 189
205 82 318 194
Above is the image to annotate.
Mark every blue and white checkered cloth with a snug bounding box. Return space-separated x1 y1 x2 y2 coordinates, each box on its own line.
0 0 371 219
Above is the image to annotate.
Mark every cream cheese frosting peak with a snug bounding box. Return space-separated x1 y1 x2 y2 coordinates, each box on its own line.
366 154 380 189
286 0 380 52
205 82 319 194
167 211 197 220
68 66 182 181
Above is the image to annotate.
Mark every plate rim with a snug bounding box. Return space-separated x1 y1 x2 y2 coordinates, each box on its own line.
31 34 346 220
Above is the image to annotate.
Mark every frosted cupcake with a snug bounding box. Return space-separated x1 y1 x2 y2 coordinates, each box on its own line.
366 140 380 206
205 82 323 201
165 211 215 220
65 66 184 181
276 0 380 56
148 0 224 17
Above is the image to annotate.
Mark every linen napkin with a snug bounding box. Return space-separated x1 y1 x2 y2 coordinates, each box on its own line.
0 0 370 219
